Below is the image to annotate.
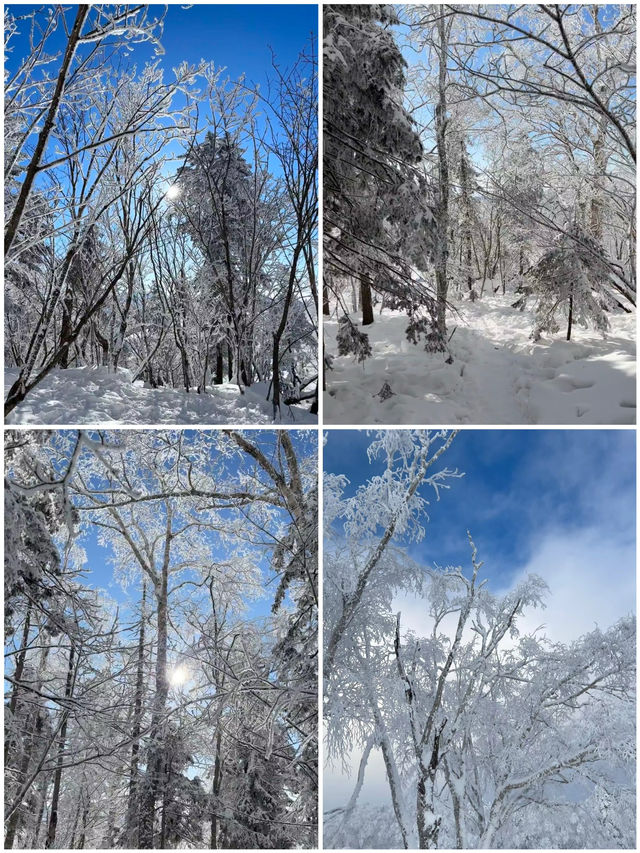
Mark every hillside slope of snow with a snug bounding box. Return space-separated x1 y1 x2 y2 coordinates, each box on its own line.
5 368 316 426
324 296 636 425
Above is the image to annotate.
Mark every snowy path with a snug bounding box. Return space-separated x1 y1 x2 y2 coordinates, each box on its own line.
5 367 316 426
324 296 636 425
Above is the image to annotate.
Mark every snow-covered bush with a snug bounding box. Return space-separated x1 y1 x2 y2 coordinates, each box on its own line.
526 225 615 341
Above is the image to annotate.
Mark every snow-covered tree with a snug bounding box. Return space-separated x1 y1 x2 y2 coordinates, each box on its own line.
4 429 318 849
323 4 436 353
324 431 635 849
4 7 318 422
525 224 615 340
323 4 635 423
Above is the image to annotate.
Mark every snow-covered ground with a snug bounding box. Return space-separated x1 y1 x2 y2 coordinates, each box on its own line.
324 296 636 424
5 367 316 425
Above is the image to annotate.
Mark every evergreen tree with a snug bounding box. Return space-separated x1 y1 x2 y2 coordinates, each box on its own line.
153 726 206 848
324 4 436 354
4 432 72 633
176 133 276 388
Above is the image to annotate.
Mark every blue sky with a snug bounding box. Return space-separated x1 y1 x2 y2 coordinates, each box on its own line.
156 4 317 80
6 5 317 81
6 4 317 183
324 429 635 595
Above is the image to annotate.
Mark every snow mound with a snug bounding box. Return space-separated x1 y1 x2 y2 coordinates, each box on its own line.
5 367 316 426
324 296 635 425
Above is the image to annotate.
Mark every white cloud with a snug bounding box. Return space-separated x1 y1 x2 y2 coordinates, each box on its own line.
504 525 635 643
398 520 634 644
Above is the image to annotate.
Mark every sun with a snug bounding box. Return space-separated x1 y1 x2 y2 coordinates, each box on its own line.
165 184 181 200
168 664 189 687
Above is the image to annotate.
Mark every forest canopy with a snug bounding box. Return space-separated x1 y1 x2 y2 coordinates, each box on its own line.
4 429 318 849
323 429 636 849
5 5 318 424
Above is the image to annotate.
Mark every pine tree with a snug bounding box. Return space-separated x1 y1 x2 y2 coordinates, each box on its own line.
324 4 436 356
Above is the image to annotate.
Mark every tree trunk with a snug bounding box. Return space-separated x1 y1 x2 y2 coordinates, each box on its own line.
360 277 374 326
30 777 51 848
59 289 74 369
443 756 465 849
210 727 223 849
367 694 410 849
567 292 574 341
434 13 450 346
227 343 233 382
271 243 303 417
4 741 35 848
77 792 90 849
459 141 474 296
5 601 32 763
138 514 171 848
179 343 191 391
175 275 192 392
214 344 224 385
415 771 441 849
309 386 318 415
68 786 83 849
6 641 50 849
101 808 117 848
159 757 170 850
589 8 609 243
45 643 76 849
240 356 251 388
199 345 210 394
93 323 110 367
113 260 135 368
125 582 147 846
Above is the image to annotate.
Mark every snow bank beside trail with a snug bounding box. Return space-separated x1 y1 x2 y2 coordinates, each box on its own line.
324 296 636 425
5 367 316 426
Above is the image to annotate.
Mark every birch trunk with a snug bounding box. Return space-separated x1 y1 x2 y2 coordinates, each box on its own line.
138 509 172 848
434 12 450 346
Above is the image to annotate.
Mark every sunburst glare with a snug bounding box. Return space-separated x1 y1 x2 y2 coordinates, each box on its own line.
168 664 189 687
